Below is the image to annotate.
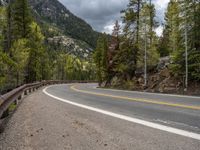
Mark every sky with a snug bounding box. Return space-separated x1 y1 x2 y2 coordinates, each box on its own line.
58 0 170 36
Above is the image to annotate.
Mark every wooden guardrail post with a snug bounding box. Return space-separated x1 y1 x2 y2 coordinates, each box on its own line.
18 94 22 100
14 99 18 105
1 109 9 119
24 90 28 95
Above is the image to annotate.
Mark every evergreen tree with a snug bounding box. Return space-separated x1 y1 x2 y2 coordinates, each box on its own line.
168 0 200 81
26 22 50 82
10 39 29 85
149 0 154 46
0 49 17 91
121 0 143 68
157 28 170 57
0 7 6 49
12 0 32 39
137 1 159 68
105 21 121 85
93 34 109 85
94 36 104 85
186 0 200 80
101 34 109 84
165 0 181 53
5 2 12 52
114 35 136 80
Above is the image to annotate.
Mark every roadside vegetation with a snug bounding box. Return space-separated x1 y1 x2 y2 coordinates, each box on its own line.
0 0 199 95
0 0 95 94
93 0 200 94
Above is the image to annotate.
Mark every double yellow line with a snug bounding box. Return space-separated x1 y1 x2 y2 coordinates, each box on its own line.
71 85 200 110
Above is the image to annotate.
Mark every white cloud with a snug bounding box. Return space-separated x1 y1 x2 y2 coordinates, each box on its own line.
154 0 170 9
59 0 128 32
102 21 123 34
59 0 170 36
153 0 169 36
155 26 164 37
103 24 113 34
154 0 170 23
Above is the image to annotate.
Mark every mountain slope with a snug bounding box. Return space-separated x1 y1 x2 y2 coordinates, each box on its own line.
0 0 7 5
0 0 99 59
29 0 99 48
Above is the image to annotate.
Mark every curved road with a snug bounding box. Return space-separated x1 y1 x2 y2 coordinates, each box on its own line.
46 84 200 133
0 83 200 150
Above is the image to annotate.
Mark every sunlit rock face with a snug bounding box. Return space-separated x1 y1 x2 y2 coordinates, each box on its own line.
29 0 70 21
28 0 99 49
0 0 7 6
0 0 99 59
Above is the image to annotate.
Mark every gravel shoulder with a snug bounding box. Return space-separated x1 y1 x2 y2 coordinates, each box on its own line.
0 87 199 150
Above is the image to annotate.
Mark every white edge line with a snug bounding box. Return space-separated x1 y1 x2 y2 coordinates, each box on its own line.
43 86 200 141
92 85 200 99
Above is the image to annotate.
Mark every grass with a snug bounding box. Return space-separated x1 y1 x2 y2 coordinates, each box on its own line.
8 103 17 112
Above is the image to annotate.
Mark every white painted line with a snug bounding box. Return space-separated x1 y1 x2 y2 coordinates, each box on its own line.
92 85 200 99
43 86 200 141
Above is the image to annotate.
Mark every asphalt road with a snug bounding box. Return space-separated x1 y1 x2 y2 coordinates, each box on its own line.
0 83 200 150
46 83 200 134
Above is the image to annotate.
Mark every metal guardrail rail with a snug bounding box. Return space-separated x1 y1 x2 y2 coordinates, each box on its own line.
0 80 95 119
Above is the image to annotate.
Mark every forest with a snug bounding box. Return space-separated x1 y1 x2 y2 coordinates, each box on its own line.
0 0 200 95
0 0 95 94
94 0 200 94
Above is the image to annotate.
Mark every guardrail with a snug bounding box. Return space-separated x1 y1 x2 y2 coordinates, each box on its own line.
0 80 95 120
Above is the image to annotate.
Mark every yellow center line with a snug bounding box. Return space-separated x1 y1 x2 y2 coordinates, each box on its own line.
70 85 200 110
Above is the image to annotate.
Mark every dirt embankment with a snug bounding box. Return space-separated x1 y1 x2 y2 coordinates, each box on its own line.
145 68 200 96
109 67 200 96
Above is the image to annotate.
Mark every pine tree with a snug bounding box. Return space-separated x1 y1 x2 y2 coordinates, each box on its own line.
101 34 109 84
10 39 29 85
94 36 104 85
186 0 200 80
93 33 109 85
107 21 120 84
26 22 49 82
121 0 143 68
6 2 12 52
165 0 181 53
0 49 17 91
12 0 32 40
114 35 136 80
137 1 159 68
193 0 200 51
157 28 170 57
164 0 200 81
0 7 6 50
149 0 153 46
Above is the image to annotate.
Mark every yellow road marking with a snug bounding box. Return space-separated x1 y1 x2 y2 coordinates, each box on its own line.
71 85 200 110
96 87 200 99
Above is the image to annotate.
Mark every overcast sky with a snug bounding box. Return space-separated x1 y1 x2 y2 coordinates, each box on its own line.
58 0 170 36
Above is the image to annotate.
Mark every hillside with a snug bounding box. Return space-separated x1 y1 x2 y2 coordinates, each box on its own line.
0 0 6 5
0 0 98 91
29 0 99 48
1 0 100 59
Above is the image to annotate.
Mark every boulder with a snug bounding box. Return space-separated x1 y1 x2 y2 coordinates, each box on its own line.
150 83 157 89
159 68 170 78
138 77 144 85
151 75 160 82
111 77 121 86
158 84 165 93
164 87 177 92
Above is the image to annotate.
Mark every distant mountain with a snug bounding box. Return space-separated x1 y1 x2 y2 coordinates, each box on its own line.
0 0 7 6
29 0 99 48
1 0 101 59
